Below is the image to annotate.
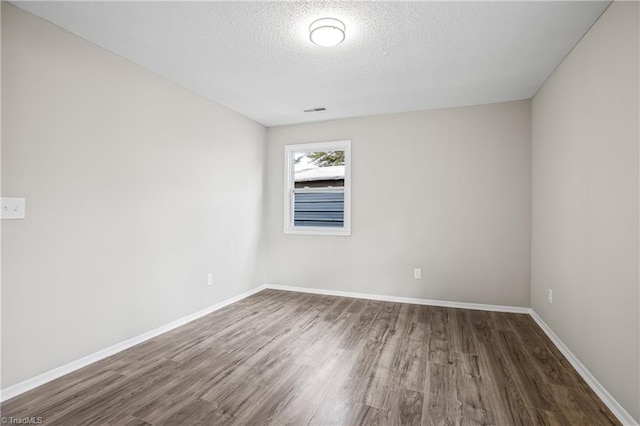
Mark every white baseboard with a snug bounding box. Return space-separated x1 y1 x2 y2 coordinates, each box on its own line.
3 282 635 426
266 283 636 425
264 283 531 314
529 311 638 426
0 284 267 402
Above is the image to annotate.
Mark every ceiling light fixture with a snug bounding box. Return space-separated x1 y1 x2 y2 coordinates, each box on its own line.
309 18 346 47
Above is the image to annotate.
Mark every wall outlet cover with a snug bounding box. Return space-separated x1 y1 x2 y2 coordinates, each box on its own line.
1 197 26 219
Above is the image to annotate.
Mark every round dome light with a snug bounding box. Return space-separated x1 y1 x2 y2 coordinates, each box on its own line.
309 18 346 47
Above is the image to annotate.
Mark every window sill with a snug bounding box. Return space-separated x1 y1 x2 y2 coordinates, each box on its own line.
283 227 351 236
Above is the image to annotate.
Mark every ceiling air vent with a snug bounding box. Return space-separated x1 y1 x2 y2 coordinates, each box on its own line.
303 107 326 113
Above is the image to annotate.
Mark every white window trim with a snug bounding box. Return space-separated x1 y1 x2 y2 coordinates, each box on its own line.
284 140 351 236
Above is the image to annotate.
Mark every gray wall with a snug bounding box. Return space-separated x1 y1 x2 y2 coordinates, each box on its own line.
266 101 532 307
1 3 266 388
531 1 639 421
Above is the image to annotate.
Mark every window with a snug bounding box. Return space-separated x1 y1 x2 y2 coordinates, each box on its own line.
284 140 351 236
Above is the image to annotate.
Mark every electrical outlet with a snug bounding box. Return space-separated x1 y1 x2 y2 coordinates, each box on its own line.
1 197 26 219
206 273 213 286
414 268 422 279
547 288 553 304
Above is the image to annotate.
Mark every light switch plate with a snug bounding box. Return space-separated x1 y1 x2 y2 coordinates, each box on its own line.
1 197 26 219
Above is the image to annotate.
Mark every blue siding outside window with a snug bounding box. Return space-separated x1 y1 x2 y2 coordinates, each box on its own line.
293 191 344 227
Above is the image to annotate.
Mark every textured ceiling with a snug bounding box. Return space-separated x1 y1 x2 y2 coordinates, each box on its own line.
13 1 610 127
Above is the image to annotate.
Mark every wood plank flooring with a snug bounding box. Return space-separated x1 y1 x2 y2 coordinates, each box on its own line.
1 290 620 425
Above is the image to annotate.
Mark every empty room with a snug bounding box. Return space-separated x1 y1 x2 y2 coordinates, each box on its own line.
1 0 639 425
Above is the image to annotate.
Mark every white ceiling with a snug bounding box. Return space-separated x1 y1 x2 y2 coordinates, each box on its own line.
13 1 610 127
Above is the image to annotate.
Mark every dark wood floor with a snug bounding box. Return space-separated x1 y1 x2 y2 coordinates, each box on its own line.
2 289 619 425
